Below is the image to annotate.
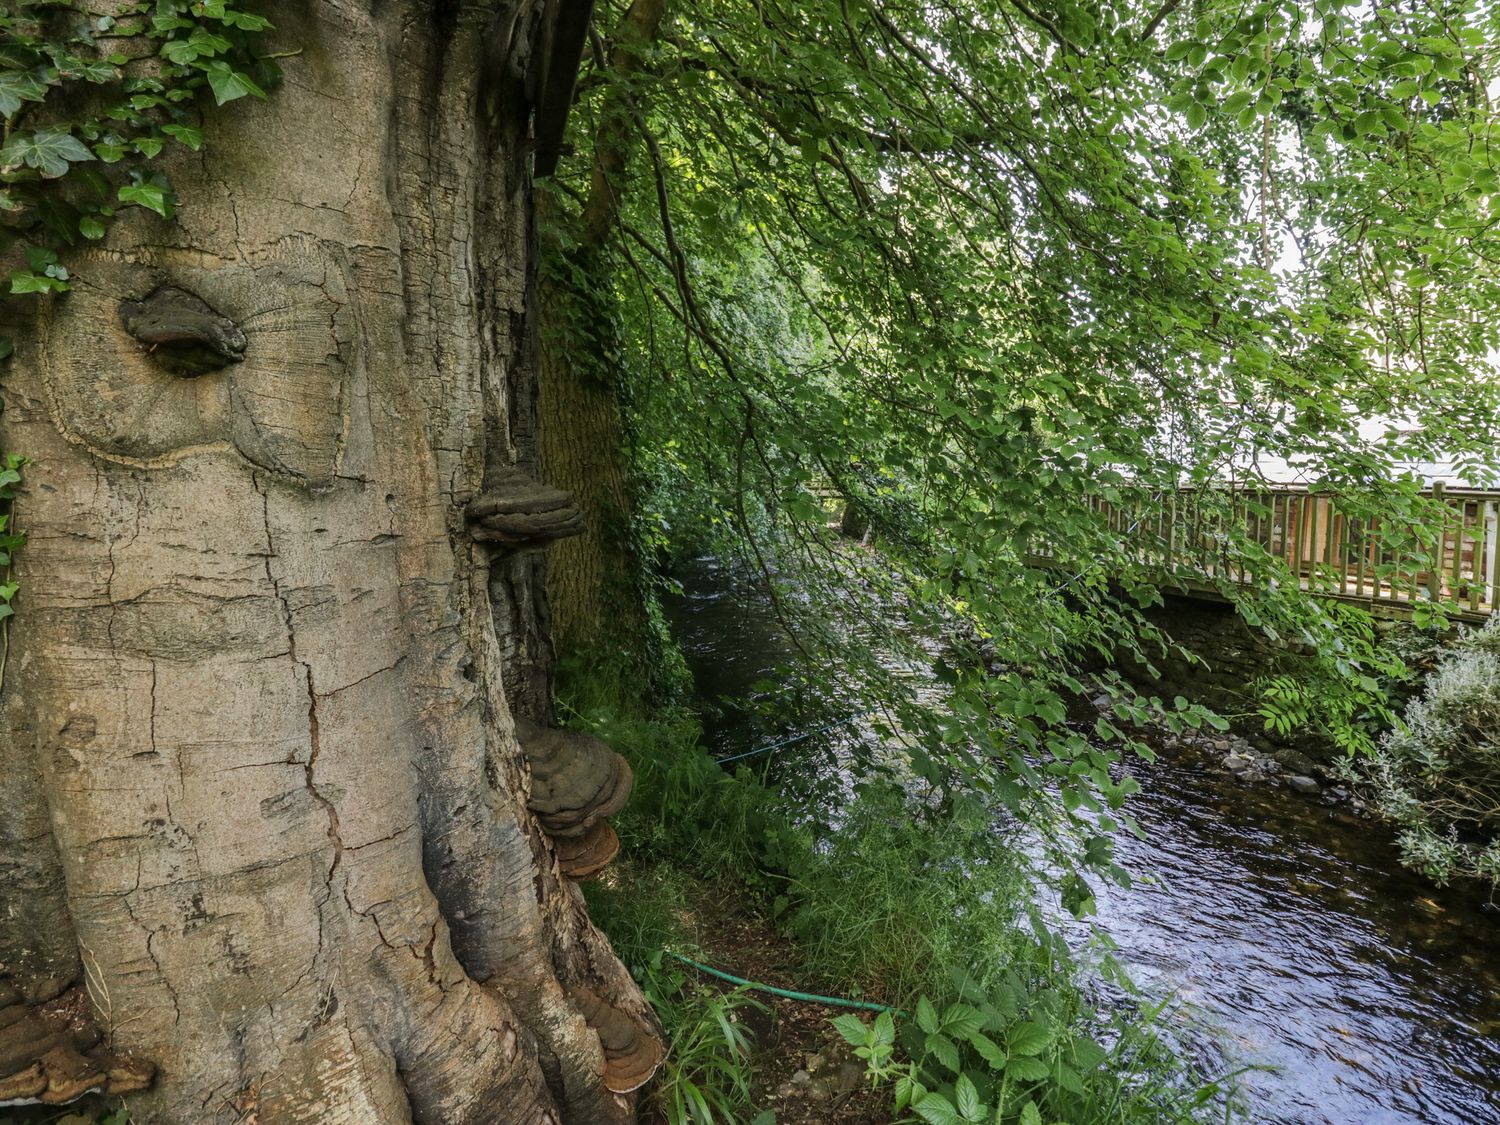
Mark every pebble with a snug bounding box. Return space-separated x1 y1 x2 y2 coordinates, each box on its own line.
1289 775 1321 795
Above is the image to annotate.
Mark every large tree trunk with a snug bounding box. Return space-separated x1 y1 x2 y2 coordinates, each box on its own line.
538 248 648 668
538 0 663 672
0 3 659 1122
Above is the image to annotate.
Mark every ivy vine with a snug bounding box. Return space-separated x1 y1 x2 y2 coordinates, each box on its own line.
0 0 277 646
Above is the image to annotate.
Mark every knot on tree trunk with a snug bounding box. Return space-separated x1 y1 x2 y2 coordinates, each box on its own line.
0 982 154 1106
516 719 631 880
466 471 585 549
567 984 663 1094
118 285 247 376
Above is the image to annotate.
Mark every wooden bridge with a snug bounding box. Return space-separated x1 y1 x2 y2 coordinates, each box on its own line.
1033 483 1500 622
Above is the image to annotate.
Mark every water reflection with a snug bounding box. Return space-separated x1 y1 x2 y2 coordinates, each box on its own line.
1092 749 1500 1125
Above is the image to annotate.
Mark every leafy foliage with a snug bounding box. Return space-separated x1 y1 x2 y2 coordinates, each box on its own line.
1 0 277 306
834 974 1240 1124
1346 618 1500 888
545 0 1500 863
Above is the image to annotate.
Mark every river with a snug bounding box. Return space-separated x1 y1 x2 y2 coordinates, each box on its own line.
665 556 1500 1125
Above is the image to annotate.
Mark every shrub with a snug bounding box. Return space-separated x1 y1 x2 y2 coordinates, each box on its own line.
1349 616 1500 888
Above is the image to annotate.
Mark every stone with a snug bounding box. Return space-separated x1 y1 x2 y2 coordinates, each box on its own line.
1273 747 1323 775
1289 775 1320 795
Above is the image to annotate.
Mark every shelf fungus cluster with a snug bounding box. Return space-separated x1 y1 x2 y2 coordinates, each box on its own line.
0 984 153 1107
465 470 585 550
517 719 632 881
568 984 665 1095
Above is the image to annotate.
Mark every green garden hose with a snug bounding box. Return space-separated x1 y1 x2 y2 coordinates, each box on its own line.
663 950 905 1016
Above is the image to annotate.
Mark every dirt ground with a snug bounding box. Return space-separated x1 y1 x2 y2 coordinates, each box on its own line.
678 898 894 1125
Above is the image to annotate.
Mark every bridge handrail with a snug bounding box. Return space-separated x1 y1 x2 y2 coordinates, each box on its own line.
1033 482 1500 619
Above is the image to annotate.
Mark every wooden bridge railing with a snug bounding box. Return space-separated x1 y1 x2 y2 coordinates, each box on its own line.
1033 483 1500 620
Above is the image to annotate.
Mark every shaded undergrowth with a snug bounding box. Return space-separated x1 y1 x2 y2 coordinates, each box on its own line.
562 656 1242 1125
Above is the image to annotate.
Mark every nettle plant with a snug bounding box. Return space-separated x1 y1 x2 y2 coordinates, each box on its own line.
834 984 1105 1125
0 0 275 619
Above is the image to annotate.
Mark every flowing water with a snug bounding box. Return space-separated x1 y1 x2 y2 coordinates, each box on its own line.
666 557 1500 1125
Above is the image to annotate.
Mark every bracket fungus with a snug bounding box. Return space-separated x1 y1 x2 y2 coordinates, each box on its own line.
516 719 631 880
0 984 153 1106
118 285 247 376
552 820 621 880
568 984 663 1094
465 471 585 549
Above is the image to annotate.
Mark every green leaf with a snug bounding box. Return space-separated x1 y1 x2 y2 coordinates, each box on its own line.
0 128 94 178
9 269 63 295
1006 1021 1052 1057
118 182 174 218
926 1032 960 1073
830 1013 868 1048
913 1091 959 1125
954 1073 981 1122
915 996 939 1035
967 1031 1007 1069
202 60 266 104
940 1002 984 1040
162 123 205 150
0 69 49 118
1019 1102 1043 1125
223 12 274 31
79 216 106 239
1005 1056 1049 1082
873 1009 895 1047
894 1074 916 1113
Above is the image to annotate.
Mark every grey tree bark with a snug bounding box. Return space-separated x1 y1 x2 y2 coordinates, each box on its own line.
0 2 659 1121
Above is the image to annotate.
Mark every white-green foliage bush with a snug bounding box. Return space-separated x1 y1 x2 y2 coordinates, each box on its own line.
1351 617 1500 888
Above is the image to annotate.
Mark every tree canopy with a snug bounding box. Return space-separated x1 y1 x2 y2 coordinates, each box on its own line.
541 0 1500 854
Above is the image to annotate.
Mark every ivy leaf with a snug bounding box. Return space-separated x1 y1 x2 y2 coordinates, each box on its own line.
0 69 49 118
0 128 94 178
79 216 106 239
58 58 118 84
202 60 265 105
159 38 202 65
118 182 174 218
9 270 61 294
162 123 205 150
222 12 273 31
